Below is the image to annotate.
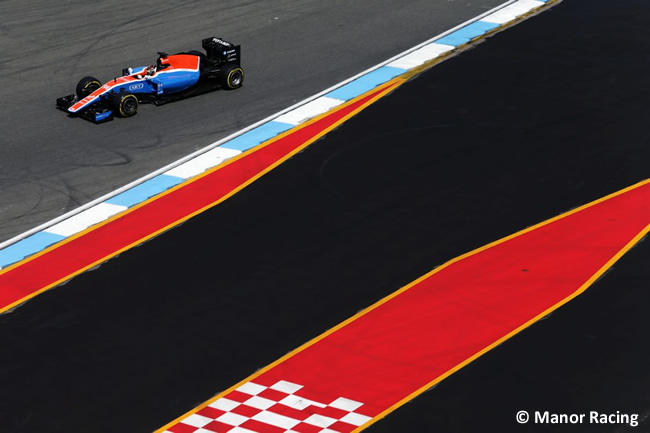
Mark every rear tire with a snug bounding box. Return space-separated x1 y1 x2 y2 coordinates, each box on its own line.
219 64 244 90
112 92 138 117
76 76 102 98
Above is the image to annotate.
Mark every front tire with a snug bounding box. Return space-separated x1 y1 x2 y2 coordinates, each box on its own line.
112 92 138 117
219 64 244 90
76 76 102 98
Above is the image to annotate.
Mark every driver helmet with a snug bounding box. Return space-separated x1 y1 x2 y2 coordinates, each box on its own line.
146 65 156 76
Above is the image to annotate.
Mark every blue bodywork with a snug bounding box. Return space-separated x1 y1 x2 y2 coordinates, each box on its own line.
66 55 202 119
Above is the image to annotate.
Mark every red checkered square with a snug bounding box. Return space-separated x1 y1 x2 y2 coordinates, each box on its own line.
290 421 324 433
258 387 290 402
203 420 237 432
231 403 264 418
311 405 349 420
266 402 312 421
197 405 226 420
167 422 199 433
239 418 286 432
226 390 254 403
328 420 359 433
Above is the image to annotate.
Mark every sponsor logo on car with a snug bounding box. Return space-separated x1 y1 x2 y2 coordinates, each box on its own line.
212 37 232 47
128 83 145 91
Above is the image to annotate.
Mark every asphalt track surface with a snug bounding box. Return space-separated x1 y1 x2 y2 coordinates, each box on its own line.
1 2 650 433
0 0 504 243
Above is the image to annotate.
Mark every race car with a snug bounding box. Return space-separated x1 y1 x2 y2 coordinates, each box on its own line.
56 37 244 123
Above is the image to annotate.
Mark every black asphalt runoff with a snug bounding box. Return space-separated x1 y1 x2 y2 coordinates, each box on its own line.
1 0 649 432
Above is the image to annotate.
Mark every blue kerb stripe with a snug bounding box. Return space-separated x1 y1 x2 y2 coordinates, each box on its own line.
223 121 294 152
463 20 500 36
0 232 65 268
436 21 499 46
433 33 467 47
326 66 406 101
106 174 183 208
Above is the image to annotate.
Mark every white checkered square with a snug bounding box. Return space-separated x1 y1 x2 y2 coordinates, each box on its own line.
183 414 213 428
304 413 337 428
329 397 363 412
244 395 275 410
280 393 326 410
216 411 249 426
237 381 267 395
270 380 303 394
252 410 301 429
341 412 372 426
209 397 240 411
228 428 257 433
170 379 373 433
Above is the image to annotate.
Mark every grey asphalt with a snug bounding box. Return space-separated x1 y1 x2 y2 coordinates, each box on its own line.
2 0 650 430
0 0 504 243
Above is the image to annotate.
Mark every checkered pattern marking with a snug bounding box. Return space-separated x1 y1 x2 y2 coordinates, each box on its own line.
165 380 372 433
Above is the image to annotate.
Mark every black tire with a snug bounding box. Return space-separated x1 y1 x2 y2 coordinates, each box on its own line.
112 92 138 117
76 76 102 98
219 64 244 89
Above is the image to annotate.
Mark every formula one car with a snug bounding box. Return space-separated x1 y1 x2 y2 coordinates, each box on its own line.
56 37 244 123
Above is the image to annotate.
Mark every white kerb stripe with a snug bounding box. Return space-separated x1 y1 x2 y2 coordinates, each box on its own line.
513 0 545 9
482 0 544 23
44 203 127 237
274 97 344 125
481 10 518 24
252 411 301 429
498 0 544 15
165 147 242 179
387 43 455 69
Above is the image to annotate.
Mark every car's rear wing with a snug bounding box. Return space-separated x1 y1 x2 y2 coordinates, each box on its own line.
202 37 240 65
